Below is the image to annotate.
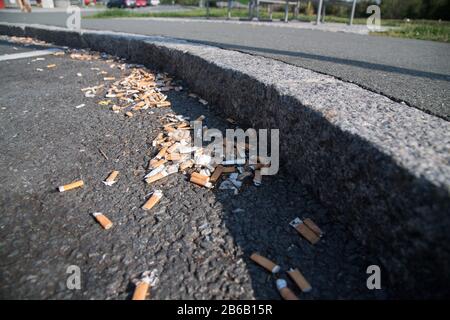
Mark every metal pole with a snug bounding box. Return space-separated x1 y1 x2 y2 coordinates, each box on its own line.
256 0 260 20
294 1 300 20
316 0 323 25
206 0 210 19
284 0 289 23
349 0 356 25
227 0 232 20
321 1 326 23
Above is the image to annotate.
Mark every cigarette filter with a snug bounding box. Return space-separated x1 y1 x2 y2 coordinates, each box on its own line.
276 279 299 301
167 143 179 154
92 212 113 230
104 77 115 81
125 111 133 118
221 166 236 173
303 218 323 238
145 170 168 184
190 172 212 188
157 101 171 107
47 64 56 68
58 180 84 192
290 218 320 245
103 170 119 186
166 153 182 161
150 158 167 169
180 159 195 171
209 165 224 183
287 268 312 293
156 146 168 159
132 280 150 300
142 190 163 211
250 253 280 273
194 115 205 122
253 170 262 186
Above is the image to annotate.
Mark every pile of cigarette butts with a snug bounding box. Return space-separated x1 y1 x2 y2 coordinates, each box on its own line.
91 67 179 117
1 35 50 47
53 46 321 300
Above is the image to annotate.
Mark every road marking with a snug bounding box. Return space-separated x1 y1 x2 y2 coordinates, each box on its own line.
0 48 62 62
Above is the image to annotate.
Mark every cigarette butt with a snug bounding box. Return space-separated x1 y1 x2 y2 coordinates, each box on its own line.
167 143 179 154
132 280 150 300
276 279 299 300
222 166 236 173
104 77 115 81
287 268 312 293
92 212 113 230
177 122 189 129
142 190 163 210
58 180 84 192
166 153 181 161
250 253 280 273
194 115 205 122
290 218 320 245
303 218 323 237
209 165 224 183
156 147 168 159
145 170 168 184
103 170 119 186
253 170 262 186
190 172 212 188
198 98 208 105
157 101 171 107
151 158 167 169
46 64 56 68
125 111 133 118
180 159 194 171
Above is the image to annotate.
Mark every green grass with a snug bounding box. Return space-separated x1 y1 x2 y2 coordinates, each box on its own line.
372 20 450 43
86 8 450 42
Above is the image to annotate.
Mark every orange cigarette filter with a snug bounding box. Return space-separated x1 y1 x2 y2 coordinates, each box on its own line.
167 143 178 154
58 180 84 192
92 212 113 230
145 171 168 184
287 268 312 293
142 190 163 211
180 159 194 171
190 173 212 188
250 253 280 273
209 165 224 183
166 153 181 161
221 166 236 173
290 218 320 245
150 158 167 169
132 280 150 300
103 170 119 186
156 146 168 159
303 218 323 238
276 279 299 300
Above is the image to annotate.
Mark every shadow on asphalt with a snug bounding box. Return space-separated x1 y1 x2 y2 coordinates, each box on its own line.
176 39 450 82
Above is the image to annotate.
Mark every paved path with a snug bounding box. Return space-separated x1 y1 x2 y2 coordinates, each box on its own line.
0 39 385 299
0 12 449 120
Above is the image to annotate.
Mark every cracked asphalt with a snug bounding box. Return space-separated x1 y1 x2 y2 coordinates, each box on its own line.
0 40 388 300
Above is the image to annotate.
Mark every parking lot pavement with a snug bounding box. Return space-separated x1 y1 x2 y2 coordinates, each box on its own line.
0 40 387 299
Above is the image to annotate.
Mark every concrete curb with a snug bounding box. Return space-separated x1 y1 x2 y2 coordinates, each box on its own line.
1 22 449 297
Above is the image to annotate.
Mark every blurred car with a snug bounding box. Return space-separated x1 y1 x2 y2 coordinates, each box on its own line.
106 0 136 8
135 0 147 7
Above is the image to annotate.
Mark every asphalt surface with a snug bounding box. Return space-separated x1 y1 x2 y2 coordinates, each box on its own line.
0 12 449 120
0 40 387 299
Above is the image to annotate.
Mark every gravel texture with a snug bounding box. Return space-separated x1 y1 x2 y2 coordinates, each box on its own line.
0 24 448 298
0 42 386 299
